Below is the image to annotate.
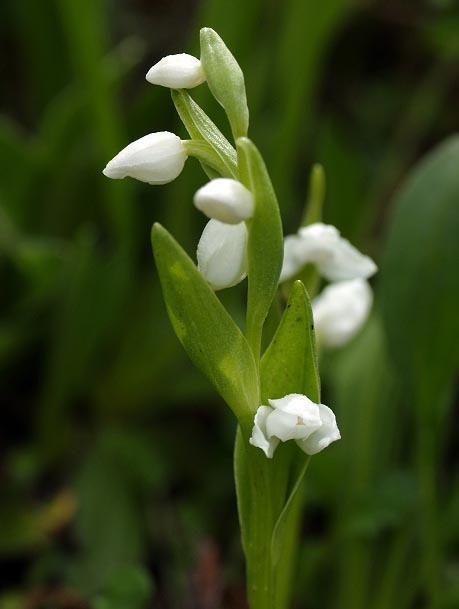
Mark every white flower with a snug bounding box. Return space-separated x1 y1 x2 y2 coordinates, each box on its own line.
197 219 248 290
249 393 340 458
312 279 373 348
103 132 187 185
193 178 254 224
146 53 206 89
280 222 377 283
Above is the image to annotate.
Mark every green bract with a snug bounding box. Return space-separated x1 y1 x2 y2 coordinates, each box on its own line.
237 137 284 360
171 89 238 178
200 27 249 140
151 223 258 425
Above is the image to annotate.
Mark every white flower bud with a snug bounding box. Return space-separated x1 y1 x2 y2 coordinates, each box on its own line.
249 393 340 458
193 178 254 224
103 132 187 185
197 219 248 290
312 279 373 348
146 53 206 89
280 222 377 283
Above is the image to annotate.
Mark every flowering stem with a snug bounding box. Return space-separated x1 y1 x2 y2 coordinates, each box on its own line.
237 438 276 609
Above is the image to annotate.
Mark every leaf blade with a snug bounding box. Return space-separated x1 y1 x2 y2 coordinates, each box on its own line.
237 137 284 360
151 223 259 424
171 89 238 178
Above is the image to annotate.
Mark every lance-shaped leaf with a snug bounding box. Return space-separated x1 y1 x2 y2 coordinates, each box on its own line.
261 280 320 403
237 137 283 359
380 136 459 409
200 27 249 140
171 89 237 178
151 223 258 424
261 281 320 581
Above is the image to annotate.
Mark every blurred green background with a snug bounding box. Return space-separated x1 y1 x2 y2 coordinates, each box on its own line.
1 1 458 608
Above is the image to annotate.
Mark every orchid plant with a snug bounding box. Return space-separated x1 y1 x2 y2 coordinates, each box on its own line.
103 28 377 609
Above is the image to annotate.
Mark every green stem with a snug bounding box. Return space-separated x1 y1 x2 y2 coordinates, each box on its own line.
246 454 276 608
235 429 276 609
182 139 236 178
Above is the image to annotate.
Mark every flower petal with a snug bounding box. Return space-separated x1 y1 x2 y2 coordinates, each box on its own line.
194 178 254 224
297 223 377 282
146 53 206 89
312 279 373 348
197 219 248 290
279 235 303 282
267 394 322 440
296 404 341 455
249 405 279 458
102 132 187 184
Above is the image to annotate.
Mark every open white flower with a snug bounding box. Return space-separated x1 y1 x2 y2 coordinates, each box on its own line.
103 132 187 184
194 178 254 224
197 219 248 290
249 393 340 458
146 53 206 89
313 278 373 348
280 222 377 283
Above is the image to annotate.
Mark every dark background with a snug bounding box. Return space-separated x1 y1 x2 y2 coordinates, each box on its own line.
1 1 458 608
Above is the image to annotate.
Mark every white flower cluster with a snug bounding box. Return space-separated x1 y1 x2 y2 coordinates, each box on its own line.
102 51 254 291
281 222 377 349
250 393 340 459
102 53 377 346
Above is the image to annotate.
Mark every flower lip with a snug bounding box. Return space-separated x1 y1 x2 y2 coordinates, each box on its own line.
102 132 187 185
193 178 254 224
146 53 206 89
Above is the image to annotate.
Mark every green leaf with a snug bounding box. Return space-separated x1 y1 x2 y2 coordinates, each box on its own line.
237 137 283 360
200 27 249 140
379 137 459 604
171 89 237 178
261 280 320 403
151 223 258 424
271 456 310 566
380 136 459 411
